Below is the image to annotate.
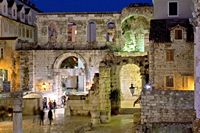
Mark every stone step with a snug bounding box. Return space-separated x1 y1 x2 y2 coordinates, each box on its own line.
119 108 134 114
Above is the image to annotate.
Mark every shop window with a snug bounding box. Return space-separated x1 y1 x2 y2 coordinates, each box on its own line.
168 2 178 16
166 76 174 88
67 22 77 42
166 49 174 62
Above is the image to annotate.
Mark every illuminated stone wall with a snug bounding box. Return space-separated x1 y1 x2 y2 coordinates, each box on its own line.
149 41 194 90
0 40 20 92
36 13 122 50
141 90 194 124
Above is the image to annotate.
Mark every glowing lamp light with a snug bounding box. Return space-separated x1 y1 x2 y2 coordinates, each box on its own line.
42 82 47 91
144 84 152 91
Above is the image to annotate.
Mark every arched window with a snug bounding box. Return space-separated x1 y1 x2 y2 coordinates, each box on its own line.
107 22 115 29
67 22 77 42
60 56 78 69
106 22 115 42
87 21 96 42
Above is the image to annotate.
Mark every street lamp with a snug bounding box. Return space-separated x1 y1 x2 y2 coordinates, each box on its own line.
129 83 135 96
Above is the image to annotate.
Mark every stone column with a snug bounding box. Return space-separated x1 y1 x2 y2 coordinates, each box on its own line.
12 92 23 133
99 66 111 123
195 26 200 119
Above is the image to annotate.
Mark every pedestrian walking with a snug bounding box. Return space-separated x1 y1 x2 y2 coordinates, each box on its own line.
39 108 45 125
48 109 53 125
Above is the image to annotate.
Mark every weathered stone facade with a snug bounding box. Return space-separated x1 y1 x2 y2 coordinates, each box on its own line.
18 5 152 114
141 90 194 124
149 41 194 90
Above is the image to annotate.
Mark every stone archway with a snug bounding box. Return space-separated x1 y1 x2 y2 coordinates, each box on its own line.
120 64 142 109
53 52 87 99
120 6 152 52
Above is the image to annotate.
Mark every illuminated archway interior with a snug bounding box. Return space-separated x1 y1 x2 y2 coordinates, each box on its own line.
120 64 142 108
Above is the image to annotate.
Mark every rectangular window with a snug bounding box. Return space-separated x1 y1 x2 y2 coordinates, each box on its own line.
166 49 174 61
169 2 178 16
67 23 76 42
22 28 25 37
30 29 33 38
166 76 174 88
26 29 29 38
0 48 4 59
13 9 15 17
175 29 182 40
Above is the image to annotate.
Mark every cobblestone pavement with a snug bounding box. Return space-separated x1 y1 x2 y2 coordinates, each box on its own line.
0 108 135 133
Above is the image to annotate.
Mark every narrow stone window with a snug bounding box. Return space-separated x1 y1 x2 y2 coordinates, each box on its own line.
166 76 174 88
22 28 25 37
67 22 77 42
3 5 6 13
175 29 182 40
22 13 25 20
106 22 115 42
168 2 178 16
26 29 29 38
13 9 15 17
30 29 33 39
0 48 4 59
166 49 174 61
87 21 96 42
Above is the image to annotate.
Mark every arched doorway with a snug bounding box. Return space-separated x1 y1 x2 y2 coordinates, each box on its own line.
53 53 87 101
120 64 142 109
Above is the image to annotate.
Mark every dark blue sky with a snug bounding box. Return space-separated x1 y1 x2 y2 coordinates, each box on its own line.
32 0 152 12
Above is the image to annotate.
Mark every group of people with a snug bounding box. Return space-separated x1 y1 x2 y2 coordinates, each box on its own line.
33 99 57 125
38 108 53 125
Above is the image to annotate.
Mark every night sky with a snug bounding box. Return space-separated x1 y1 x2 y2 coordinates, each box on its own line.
32 0 152 12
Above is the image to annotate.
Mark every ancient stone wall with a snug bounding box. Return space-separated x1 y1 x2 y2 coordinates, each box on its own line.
141 90 194 124
36 13 122 50
149 42 194 90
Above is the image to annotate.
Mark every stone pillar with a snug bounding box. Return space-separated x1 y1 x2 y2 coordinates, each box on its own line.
12 92 23 133
99 66 111 123
195 27 200 119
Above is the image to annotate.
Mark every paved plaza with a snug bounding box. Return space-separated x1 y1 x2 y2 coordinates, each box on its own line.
0 108 135 133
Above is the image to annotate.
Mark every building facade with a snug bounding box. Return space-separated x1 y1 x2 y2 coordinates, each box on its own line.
149 0 194 90
0 0 40 92
18 5 152 112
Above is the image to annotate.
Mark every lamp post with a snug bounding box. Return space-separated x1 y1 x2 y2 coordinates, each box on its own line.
129 83 135 96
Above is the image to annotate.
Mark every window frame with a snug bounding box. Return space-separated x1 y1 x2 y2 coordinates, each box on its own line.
168 1 179 17
0 48 4 59
165 75 174 88
87 21 96 42
67 22 77 42
174 29 183 40
166 49 174 62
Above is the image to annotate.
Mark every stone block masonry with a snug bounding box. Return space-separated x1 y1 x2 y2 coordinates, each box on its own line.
141 89 194 124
